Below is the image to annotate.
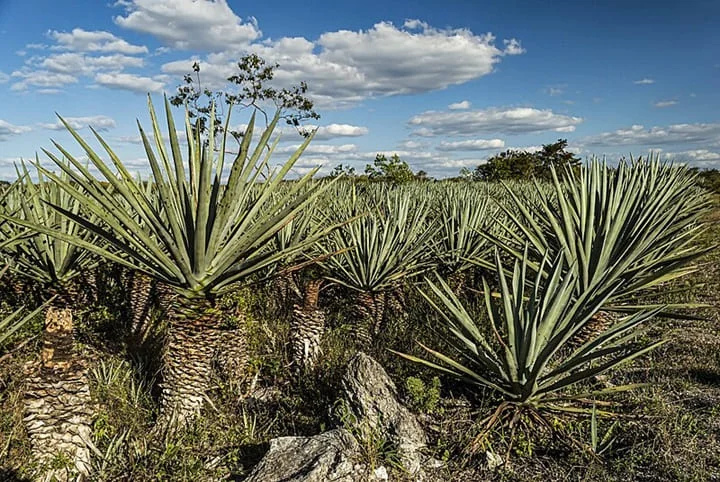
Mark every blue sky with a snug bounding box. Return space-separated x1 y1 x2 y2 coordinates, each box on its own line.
0 0 718 179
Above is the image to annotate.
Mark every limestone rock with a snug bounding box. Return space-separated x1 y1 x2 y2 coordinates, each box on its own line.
243 429 369 482
341 352 427 477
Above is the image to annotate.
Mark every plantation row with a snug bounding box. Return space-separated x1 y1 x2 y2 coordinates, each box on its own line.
0 98 713 480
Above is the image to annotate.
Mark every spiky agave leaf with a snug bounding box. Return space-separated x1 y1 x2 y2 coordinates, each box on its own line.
1 160 100 286
395 249 664 405
432 184 498 275
484 157 712 310
2 97 340 426
322 185 437 293
7 96 336 299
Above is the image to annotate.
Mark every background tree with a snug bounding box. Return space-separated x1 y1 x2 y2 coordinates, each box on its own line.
472 139 581 181
329 164 357 179
365 153 415 184
169 54 319 140
473 149 537 181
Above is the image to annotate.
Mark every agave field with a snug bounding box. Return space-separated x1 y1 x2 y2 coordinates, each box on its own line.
0 98 718 481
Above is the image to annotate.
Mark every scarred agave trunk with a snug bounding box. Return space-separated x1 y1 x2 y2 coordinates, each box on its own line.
272 271 299 313
353 291 386 348
447 270 468 293
159 296 223 428
213 312 249 386
24 293 93 480
290 279 325 370
569 310 619 349
128 270 154 338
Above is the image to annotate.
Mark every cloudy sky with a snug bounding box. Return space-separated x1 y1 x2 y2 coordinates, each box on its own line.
0 0 718 179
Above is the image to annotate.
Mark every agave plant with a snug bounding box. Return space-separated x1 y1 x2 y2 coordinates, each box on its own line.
0 163 101 478
432 184 497 289
396 250 663 448
266 193 335 369
12 97 334 425
485 157 712 342
322 186 436 345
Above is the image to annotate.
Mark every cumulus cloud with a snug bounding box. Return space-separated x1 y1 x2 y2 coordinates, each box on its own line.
654 100 678 108
397 140 427 149
48 28 148 54
276 143 358 155
14 27 150 93
10 70 79 91
408 107 583 136
41 52 144 75
38 115 117 132
307 123 369 140
114 0 261 50
0 72 8 84
94 73 165 93
436 139 505 151
163 20 524 107
448 100 471 110
503 39 525 55
582 123 720 146
665 149 720 167
0 120 32 141
633 78 655 85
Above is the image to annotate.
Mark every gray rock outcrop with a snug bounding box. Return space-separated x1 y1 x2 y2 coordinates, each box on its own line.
341 352 427 477
243 429 369 482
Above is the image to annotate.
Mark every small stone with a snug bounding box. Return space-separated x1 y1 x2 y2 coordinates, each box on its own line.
373 466 389 480
485 450 504 471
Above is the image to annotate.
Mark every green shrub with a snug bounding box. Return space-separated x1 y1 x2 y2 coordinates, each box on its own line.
405 376 441 414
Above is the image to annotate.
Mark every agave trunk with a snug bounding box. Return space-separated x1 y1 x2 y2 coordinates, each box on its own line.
447 270 468 293
128 270 154 338
24 294 92 479
272 271 300 313
214 310 249 386
290 279 325 369
569 310 620 349
159 297 224 427
353 291 386 347
386 288 408 322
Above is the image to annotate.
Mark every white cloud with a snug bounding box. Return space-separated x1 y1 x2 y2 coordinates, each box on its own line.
409 107 583 136
94 73 165 93
507 145 544 153
436 139 505 151
448 100 471 110
163 20 523 107
307 123 369 140
502 38 525 55
41 52 144 75
582 123 720 147
665 149 720 167
633 78 655 85
114 0 261 50
654 100 678 108
48 28 148 54
397 140 427 149
276 143 358 155
0 72 8 84
38 115 117 132
10 70 78 91
0 120 32 141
